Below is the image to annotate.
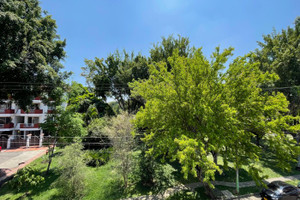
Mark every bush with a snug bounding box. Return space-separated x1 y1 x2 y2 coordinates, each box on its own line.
134 150 176 194
9 167 45 191
85 148 111 167
55 141 87 200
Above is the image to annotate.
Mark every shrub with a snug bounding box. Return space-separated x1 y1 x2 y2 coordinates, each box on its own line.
85 148 111 167
134 150 176 194
55 141 87 200
9 167 45 191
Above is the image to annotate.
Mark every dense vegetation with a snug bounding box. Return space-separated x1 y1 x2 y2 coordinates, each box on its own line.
0 0 300 199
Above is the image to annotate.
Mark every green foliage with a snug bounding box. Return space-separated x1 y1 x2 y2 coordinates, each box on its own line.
41 106 87 141
55 141 87 200
131 46 300 189
85 148 111 167
151 163 176 194
133 145 176 193
87 117 108 136
82 51 148 113
150 35 191 70
9 167 45 192
104 112 135 188
0 0 71 108
255 17 300 115
67 82 114 124
109 101 121 115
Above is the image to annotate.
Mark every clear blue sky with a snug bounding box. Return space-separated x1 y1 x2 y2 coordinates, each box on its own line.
40 0 299 85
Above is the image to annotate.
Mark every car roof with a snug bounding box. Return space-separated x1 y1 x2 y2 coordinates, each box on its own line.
268 181 294 188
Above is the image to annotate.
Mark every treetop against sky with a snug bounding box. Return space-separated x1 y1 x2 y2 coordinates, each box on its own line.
39 0 299 84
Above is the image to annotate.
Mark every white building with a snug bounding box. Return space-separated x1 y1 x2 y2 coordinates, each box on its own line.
0 97 53 138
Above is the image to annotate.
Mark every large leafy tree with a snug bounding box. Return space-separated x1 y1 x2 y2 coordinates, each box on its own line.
0 0 70 108
150 35 191 70
67 81 114 124
255 17 300 116
131 48 300 195
82 51 148 113
82 35 191 114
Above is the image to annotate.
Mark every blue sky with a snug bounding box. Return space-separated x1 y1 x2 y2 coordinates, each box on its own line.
40 0 300 85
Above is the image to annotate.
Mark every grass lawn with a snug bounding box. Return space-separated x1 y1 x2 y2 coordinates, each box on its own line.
0 148 150 200
171 154 300 184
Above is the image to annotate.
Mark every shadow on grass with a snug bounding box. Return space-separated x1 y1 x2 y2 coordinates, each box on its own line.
170 159 252 183
0 169 60 200
215 167 252 182
169 160 198 184
260 153 300 177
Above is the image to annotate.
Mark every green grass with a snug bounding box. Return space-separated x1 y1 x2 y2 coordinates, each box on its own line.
170 154 300 184
0 148 151 200
286 180 300 186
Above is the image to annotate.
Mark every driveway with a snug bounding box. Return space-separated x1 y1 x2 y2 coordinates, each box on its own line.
0 150 45 169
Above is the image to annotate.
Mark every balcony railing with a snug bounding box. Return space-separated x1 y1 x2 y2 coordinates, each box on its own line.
20 123 39 128
0 123 14 128
20 109 43 114
47 110 53 114
0 109 15 114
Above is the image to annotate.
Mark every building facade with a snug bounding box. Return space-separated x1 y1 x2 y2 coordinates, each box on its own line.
0 97 53 139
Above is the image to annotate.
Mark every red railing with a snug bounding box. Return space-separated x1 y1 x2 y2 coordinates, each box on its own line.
47 110 53 114
21 109 43 114
20 123 39 128
0 123 14 128
0 109 15 114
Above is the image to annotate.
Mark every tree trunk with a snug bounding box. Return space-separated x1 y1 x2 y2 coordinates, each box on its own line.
196 165 214 198
46 139 57 175
236 167 239 194
256 134 260 146
297 134 300 169
212 151 218 165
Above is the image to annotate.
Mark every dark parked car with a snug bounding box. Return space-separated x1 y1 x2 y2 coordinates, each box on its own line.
260 181 300 200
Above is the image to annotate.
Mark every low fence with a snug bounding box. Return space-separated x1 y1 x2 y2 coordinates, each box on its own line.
0 134 55 149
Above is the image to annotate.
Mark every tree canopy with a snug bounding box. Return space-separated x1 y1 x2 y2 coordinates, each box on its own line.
131 47 300 191
82 51 149 113
82 35 191 114
67 81 114 124
255 17 300 115
0 0 70 108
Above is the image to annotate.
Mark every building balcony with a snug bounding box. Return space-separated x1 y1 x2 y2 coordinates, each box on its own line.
0 123 14 128
19 123 40 128
47 110 53 114
0 109 15 114
20 109 43 114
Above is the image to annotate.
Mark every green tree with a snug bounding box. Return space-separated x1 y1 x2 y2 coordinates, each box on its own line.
0 0 70 108
41 106 87 140
150 35 191 70
255 17 300 116
131 48 300 195
103 112 135 188
81 35 191 114
40 107 87 173
82 51 148 113
67 81 114 124
55 141 87 200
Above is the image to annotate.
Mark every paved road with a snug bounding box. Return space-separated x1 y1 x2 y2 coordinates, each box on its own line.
0 150 44 169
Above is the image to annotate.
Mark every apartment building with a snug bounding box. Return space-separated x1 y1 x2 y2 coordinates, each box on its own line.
0 97 53 139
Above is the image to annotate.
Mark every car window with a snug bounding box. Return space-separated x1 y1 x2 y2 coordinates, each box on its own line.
268 182 279 190
283 186 295 193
